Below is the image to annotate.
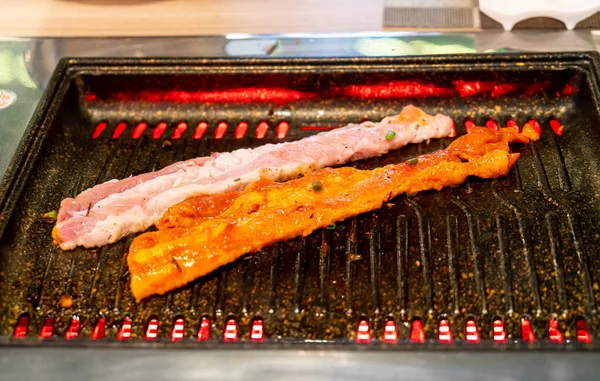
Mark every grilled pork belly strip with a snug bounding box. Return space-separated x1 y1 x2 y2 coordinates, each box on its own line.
128 126 539 301
54 105 453 250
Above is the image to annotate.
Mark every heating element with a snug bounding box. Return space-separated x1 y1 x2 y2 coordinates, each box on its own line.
1 54 600 348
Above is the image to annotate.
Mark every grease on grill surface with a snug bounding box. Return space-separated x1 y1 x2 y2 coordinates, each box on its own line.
1 55 600 343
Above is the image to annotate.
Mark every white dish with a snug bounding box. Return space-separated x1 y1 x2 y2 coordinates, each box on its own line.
479 0 600 30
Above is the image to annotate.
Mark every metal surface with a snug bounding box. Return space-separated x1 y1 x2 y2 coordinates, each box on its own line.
384 0 480 29
3 53 600 345
2 348 600 381
1 33 600 380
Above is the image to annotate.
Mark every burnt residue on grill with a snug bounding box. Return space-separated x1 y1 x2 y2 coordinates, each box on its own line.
1 54 600 346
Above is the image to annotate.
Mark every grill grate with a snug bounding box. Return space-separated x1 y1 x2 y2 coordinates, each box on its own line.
1 55 600 348
5 117 595 345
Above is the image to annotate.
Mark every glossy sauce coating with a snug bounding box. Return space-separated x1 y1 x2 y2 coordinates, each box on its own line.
128 126 539 301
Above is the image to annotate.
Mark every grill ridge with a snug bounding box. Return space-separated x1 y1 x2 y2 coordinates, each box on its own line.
545 212 568 313
529 140 596 313
32 251 56 311
395 215 409 315
495 214 515 315
318 230 331 312
368 226 381 313
268 244 280 313
215 272 227 317
293 238 307 314
87 247 107 307
405 199 434 314
493 185 543 315
112 238 132 314
345 219 358 315
549 131 572 192
452 199 488 315
446 215 461 316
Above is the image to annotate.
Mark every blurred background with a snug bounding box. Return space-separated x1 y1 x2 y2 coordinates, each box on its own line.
0 0 598 37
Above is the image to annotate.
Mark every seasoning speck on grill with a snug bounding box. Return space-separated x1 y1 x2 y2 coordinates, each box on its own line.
60 294 73 309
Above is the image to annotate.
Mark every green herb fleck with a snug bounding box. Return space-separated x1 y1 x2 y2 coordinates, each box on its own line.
233 178 241 182
407 158 419 165
327 223 336 230
312 180 323 192
41 210 57 223
385 130 396 141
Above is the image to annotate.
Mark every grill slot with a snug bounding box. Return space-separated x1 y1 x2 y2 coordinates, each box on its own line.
1 55 600 348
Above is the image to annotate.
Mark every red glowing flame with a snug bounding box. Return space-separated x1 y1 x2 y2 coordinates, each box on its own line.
576 319 592 344
86 79 557 107
548 318 563 344
336 81 453 99
234 122 249 139
145 318 159 341
39 315 54 339
276 121 290 139
172 122 188 139
118 317 132 341
91 318 106 340
197 317 211 341
492 319 507 344
485 119 500 131
356 320 371 343
382 320 398 344
13 315 29 338
112 122 127 139
521 318 535 343
256 122 269 139
132 122 148 139
250 320 265 342
223 319 238 342
64 316 81 340
410 319 425 343
108 88 315 104
438 319 452 344
507 120 520 132
194 122 208 139
153 122 168 139
464 119 476 133
171 318 185 342
465 320 480 344
549 119 564 136
526 120 542 137
215 122 228 139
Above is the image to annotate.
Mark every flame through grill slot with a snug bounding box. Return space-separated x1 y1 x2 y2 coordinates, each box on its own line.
93 120 293 140
11 312 594 343
91 116 568 142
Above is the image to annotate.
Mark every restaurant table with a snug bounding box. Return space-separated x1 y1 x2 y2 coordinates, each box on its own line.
1 30 600 381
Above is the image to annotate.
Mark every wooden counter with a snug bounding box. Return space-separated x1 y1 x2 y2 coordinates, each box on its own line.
0 0 385 37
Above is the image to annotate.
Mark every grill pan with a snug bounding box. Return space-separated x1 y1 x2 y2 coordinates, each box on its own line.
2 53 600 349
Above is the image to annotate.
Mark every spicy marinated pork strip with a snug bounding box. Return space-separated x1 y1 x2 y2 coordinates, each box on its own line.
54 105 453 250
128 126 539 301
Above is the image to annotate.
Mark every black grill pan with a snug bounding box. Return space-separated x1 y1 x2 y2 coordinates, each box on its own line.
2 53 600 349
